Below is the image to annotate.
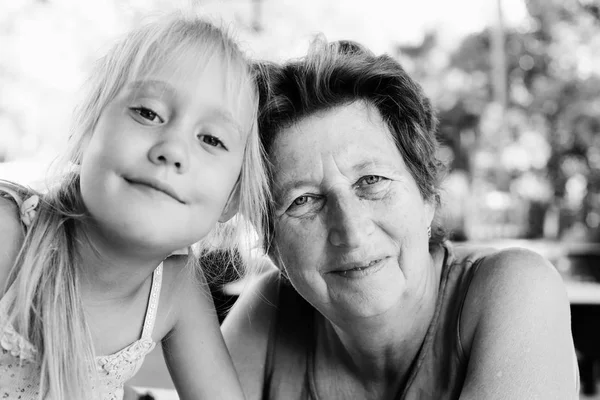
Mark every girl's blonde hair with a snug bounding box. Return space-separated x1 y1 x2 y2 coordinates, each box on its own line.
1 11 268 399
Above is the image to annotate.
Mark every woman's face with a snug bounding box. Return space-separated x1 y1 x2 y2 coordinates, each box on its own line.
270 101 435 322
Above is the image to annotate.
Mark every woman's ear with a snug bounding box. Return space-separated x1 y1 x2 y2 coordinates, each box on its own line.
219 180 240 223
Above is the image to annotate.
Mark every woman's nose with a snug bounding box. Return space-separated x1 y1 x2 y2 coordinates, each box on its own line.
327 193 373 248
148 134 190 173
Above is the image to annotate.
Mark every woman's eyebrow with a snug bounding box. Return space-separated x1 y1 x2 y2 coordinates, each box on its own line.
274 178 314 201
353 159 394 172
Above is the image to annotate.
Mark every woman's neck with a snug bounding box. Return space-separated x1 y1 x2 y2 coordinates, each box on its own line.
319 246 445 390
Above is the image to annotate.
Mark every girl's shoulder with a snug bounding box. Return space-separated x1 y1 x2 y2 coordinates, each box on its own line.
152 255 218 337
149 255 189 334
0 196 25 290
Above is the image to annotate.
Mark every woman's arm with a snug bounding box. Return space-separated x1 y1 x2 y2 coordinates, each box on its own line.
221 267 281 400
161 260 246 400
459 248 578 400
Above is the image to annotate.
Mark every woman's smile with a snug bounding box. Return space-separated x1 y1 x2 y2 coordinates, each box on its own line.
327 256 390 279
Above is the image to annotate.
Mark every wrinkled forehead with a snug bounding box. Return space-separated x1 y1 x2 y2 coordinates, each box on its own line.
269 101 399 159
269 101 406 195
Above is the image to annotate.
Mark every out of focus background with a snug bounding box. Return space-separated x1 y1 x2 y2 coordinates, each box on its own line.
2 0 599 244
1 0 599 398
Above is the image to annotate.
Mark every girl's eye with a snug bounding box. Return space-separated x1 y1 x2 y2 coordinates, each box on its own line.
199 134 228 150
361 175 383 185
131 107 163 123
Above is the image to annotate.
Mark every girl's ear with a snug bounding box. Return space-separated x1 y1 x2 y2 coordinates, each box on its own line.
218 180 240 223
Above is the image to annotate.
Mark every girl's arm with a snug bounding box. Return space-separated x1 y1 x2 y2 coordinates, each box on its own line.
0 197 25 289
458 248 578 400
221 268 281 400
161 258 246 400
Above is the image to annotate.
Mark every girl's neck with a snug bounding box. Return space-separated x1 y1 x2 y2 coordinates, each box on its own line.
75 222 169 304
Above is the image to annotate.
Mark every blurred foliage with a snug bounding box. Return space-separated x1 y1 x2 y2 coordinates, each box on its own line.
396 0 600 241
1 0 599 241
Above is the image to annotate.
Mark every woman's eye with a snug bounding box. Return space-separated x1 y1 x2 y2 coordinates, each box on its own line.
293 196 310 206
285 194 322 217
361 175 383 185
131 107 163 123
199 134 228 150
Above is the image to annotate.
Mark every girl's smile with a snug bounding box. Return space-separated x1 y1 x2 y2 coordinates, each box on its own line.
80 55 253 255
123 175 186 204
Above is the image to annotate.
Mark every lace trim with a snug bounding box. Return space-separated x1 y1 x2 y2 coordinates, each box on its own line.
0 321 37 362
96 338 156 373
1 320 156 373
0 262 161 372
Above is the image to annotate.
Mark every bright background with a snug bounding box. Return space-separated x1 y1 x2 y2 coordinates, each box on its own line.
1 0 599 241
2 1 600 397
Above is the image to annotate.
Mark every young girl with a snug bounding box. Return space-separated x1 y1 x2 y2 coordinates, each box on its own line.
0 11 267 400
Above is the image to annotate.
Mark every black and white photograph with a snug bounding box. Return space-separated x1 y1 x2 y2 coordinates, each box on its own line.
0 0 599 399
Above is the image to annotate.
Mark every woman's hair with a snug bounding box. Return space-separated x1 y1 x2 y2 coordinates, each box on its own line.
255 37 447 252
1 11 267 399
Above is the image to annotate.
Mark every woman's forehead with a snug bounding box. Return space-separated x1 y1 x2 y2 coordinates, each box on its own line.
269 103 409 193
270 102 399 162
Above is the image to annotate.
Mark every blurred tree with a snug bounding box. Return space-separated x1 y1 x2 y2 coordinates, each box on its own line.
411 0 600 240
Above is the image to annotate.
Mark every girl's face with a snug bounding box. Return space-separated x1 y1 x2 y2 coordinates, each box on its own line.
270 101 435 323
80 53 253 255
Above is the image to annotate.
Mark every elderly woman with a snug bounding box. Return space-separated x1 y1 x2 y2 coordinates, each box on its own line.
222 39 579 399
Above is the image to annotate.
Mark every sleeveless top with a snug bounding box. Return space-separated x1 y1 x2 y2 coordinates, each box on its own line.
262 242 579 399
0 188 163 399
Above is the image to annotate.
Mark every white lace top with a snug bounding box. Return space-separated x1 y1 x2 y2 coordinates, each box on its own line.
0 263 163 400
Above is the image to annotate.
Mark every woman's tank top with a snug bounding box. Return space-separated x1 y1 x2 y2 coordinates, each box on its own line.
263 243 503 399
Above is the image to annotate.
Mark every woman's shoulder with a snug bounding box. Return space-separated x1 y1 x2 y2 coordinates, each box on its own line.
459 244 564 311
466 245 561 292
448 242 561 285
221 265 281 400
453 246 578 397
458 245 568 355
222 265 281 337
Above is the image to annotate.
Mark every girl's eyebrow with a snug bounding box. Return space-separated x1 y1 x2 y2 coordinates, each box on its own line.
125 80 243 137
205 109 243 139
127 79 177 98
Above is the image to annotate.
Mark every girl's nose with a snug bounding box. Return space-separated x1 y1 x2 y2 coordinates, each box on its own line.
327 193 374 248
148 136 189 173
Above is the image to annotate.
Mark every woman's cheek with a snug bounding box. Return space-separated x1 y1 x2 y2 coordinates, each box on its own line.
277 221 317 268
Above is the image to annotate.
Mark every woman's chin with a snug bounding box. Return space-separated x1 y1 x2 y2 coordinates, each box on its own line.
322 264 408 321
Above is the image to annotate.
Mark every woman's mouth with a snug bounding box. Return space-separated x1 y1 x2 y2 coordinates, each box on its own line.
330 258 388 278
